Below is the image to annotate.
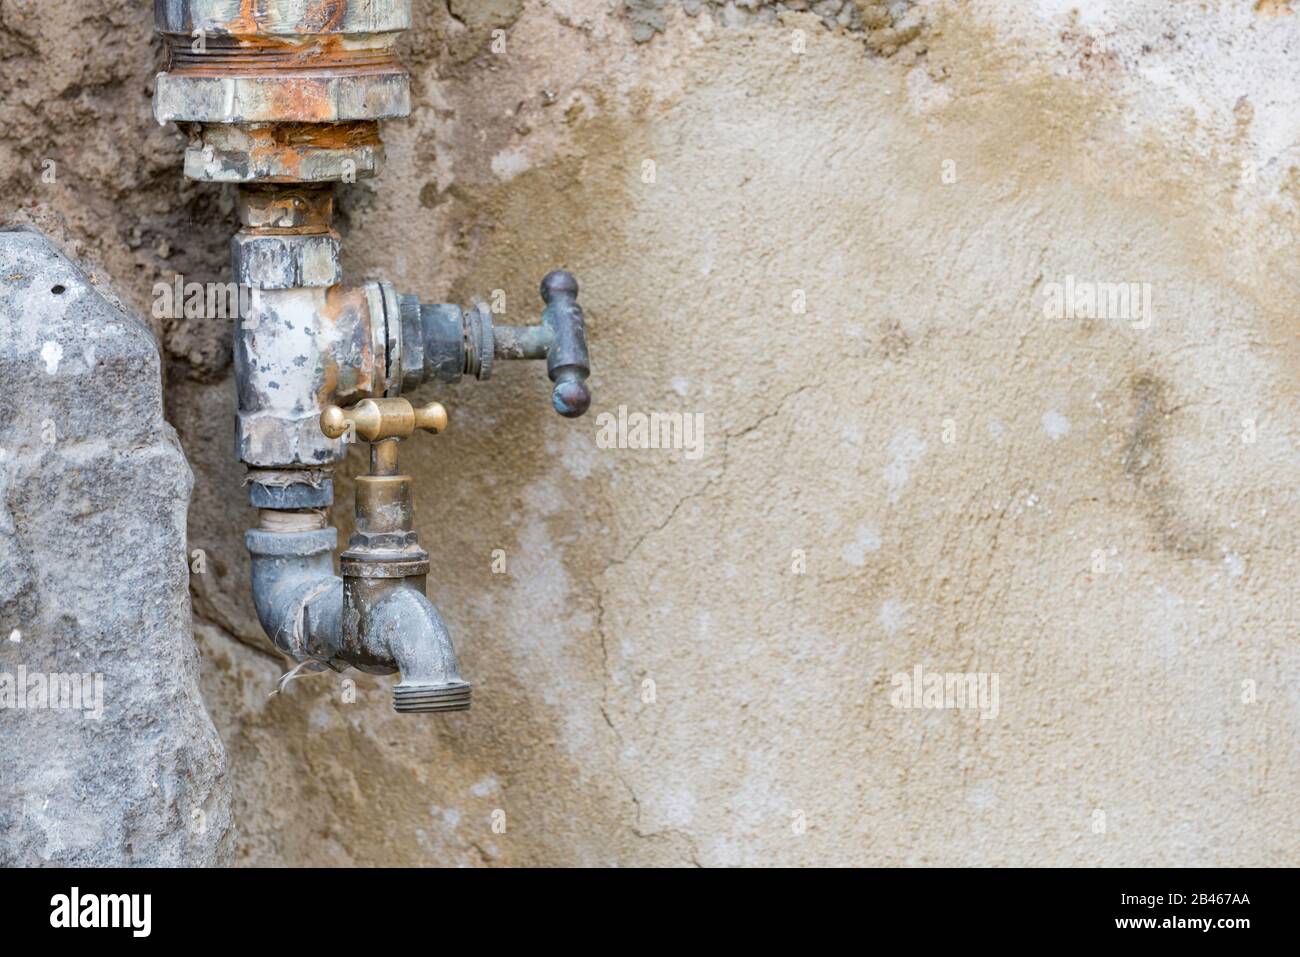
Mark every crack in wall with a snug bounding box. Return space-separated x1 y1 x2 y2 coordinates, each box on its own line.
591 383 815 865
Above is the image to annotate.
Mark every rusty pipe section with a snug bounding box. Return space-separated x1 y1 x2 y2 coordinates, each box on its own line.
154 0 411 182
234 282 387 465
227 179 465 711
149 1 469 713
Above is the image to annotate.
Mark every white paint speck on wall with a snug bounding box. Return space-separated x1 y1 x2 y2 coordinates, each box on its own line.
966 780 997 810
883 429 928 502
841 525 882 566
490 149 530 181
878 599 908 635
657 786 696 828
1041 410 1071 440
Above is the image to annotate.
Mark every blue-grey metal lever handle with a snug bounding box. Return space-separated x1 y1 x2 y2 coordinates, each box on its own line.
413 270 592 418
538 271 591 418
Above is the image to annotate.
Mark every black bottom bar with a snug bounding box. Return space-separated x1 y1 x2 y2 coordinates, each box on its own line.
0 867 1289 944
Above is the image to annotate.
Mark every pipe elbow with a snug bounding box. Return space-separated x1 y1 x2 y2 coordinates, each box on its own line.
246 527 343 663
246 527 470 713
368 586 471 713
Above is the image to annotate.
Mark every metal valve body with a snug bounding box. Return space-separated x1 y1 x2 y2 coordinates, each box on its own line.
154 0 592 712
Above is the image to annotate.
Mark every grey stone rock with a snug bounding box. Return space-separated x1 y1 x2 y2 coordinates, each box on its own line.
0 226 231 865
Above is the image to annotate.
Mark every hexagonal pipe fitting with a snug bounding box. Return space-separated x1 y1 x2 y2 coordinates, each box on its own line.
153 0 411 183
232 231 341 289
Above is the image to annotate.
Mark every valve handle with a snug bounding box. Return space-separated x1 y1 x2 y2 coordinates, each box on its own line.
540 271 591 418
416 271 592 417
320 397 447 443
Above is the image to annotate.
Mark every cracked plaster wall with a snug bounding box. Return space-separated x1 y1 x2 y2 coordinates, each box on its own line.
1 0 1296 865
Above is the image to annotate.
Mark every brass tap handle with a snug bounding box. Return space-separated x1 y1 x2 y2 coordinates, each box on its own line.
320 397 448 443
412 400 449 434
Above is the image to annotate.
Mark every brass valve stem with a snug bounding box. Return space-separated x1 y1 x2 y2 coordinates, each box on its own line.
371 438 400 476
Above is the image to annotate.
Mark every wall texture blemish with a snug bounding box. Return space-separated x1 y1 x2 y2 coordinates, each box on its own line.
623 0 925 54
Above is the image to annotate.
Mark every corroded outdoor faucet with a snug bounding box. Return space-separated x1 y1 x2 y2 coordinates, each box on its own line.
153 1 591 712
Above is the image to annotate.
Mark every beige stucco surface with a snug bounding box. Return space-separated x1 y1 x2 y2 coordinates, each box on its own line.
2 0 1296 865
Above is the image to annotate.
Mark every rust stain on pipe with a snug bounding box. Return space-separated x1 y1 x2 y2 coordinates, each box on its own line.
317 284 379 406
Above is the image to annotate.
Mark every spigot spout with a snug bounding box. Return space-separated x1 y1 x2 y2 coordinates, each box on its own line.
370 587 472 713
321 408 473 713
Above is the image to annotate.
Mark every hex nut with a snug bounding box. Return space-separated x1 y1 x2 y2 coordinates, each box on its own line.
184 138 385 183
154 72 410 126
231 232 341 289
238 411 344 468
181 122 387 184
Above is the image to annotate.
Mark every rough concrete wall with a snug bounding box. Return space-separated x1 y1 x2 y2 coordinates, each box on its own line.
3 0 1296 865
